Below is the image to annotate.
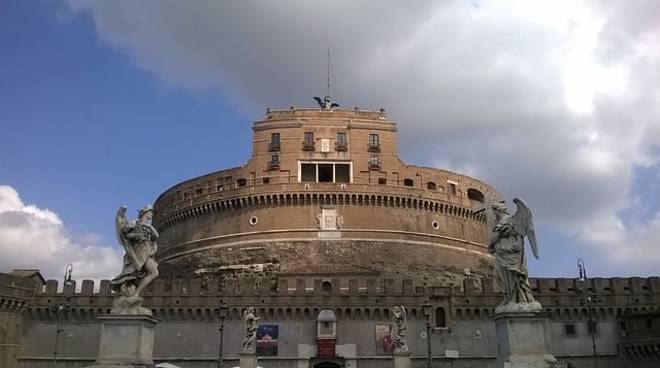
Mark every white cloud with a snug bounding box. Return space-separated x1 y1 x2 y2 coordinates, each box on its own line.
62 0 660 273
0 185 122 282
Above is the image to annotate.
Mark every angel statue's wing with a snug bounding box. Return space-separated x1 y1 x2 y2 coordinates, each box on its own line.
115 206 139 265
512 197 539 259
115 206 128 246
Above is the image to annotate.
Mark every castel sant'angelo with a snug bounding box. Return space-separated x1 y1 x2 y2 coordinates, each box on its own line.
153 102 498 287
1 101 659 368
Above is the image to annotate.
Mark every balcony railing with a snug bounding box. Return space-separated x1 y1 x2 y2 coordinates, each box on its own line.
268 161 280 170
368 144 381 153
368 162 381 170
302 141 315 151
335 142 348 152
268 143 280 151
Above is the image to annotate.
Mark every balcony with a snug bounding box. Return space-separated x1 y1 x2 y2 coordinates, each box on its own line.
368 162 381 170
302 141 315 151
268 161 280 170
268 143 280 152
367 144 381 153
335 142 348 152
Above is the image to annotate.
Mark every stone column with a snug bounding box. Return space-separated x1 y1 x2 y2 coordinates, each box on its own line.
493 313 557 368
87 315 158 368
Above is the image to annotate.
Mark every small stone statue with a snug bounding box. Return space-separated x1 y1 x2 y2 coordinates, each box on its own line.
488 198 542 314
110 205 160 315
391 305 408 353
242 307 260 354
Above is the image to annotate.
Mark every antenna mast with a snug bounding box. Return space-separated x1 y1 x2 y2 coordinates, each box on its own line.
326 48 331 97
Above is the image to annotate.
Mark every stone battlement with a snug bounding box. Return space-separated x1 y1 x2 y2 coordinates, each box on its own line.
33 276 660 298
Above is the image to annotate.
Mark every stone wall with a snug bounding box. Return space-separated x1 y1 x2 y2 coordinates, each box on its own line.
151 107 502 283
0 273 36 368
17 276 660 367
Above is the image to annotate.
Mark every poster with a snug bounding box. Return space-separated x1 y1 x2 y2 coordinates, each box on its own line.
256 324 278 356
375 323 393 355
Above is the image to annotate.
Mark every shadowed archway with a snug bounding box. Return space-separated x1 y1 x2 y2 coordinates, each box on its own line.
313 362 342 368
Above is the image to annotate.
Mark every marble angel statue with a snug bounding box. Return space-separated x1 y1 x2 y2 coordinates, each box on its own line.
110 205 159 315
488 198 542 314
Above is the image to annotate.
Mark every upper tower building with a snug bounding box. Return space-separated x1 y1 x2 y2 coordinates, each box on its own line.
153 106 502 286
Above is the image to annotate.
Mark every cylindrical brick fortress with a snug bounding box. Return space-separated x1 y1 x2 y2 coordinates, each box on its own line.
153 107 502 286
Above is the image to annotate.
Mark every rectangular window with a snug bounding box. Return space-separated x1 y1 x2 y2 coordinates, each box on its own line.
564 323 576 336
335 132 348 151
318 164 333 182
301 164 316 182
335 164 350 183
370 155 380 166
435 307 447 328
262 177 270 184
299 162 352 183
270 133 280 151
268 154 280 170
369 133 379 146
378 177 387 185
588 321 598 334
447 182 457 195
304 132 314 145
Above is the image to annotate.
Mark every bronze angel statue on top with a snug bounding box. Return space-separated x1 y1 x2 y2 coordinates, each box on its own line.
488 198 542 314
110 205 160 315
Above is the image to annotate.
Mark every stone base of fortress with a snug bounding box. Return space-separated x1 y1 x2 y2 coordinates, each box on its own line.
86 315 158 368
494 313 557 368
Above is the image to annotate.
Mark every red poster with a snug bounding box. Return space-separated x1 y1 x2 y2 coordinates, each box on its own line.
317 339 336 358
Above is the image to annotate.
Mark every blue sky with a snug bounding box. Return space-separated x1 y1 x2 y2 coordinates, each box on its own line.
1 0 659 281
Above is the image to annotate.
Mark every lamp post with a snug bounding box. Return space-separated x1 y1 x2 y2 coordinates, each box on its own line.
422 301 432 368
577 258 598 368
53 264 73 368
217 303 229 368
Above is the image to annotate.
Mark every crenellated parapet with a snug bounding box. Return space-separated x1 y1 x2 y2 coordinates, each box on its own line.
24 276 660 324
0 273 35 314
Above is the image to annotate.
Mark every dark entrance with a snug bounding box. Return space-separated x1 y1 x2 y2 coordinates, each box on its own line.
313 362 342 368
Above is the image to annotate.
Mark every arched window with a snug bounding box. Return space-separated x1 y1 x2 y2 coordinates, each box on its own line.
435 307 447 328
467 188 485 203
403 178 414 187
427 182 437 190
321 281 332 292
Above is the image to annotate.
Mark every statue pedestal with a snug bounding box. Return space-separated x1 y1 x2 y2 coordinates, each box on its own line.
393 351 412 368
87 315 158 368
493 313 556 368
239 352 258 368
